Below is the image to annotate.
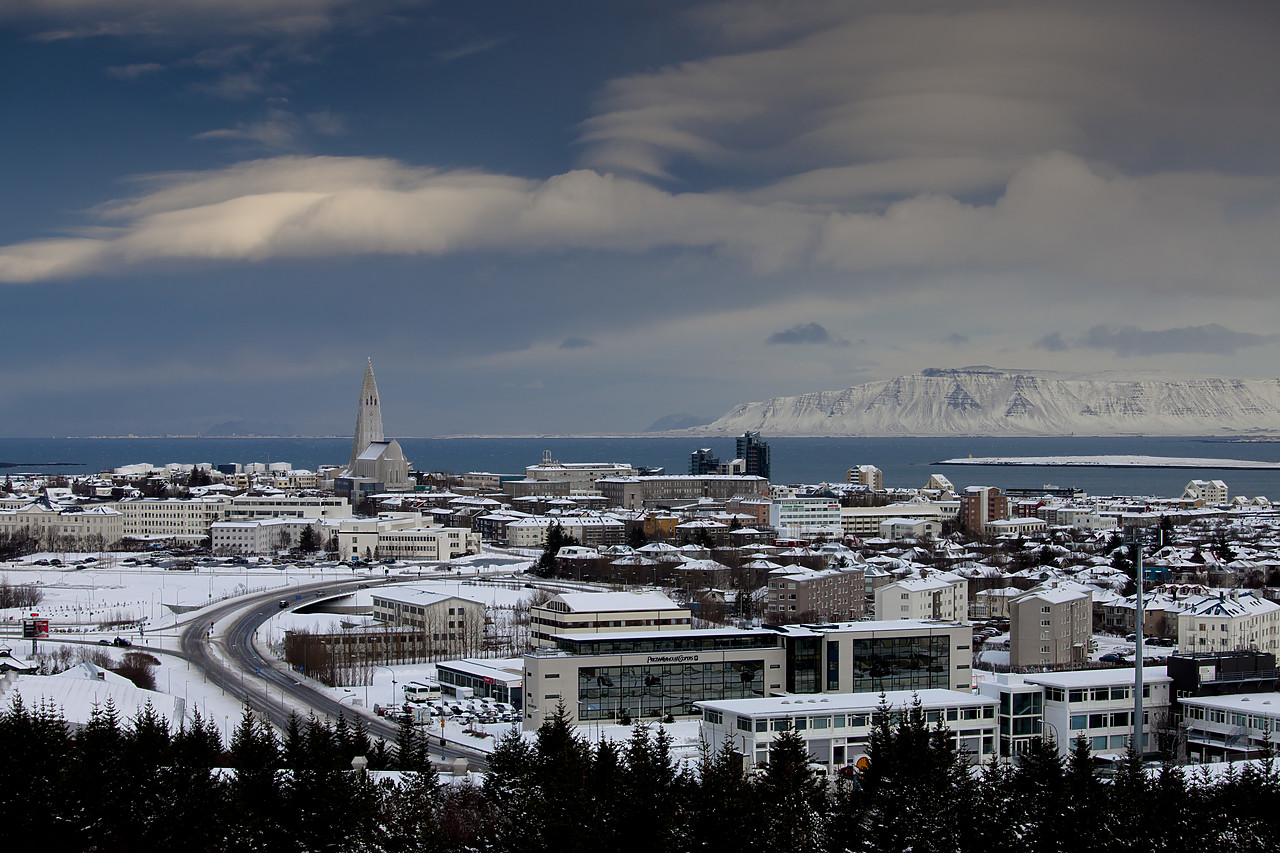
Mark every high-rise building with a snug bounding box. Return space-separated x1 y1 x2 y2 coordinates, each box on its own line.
689 447 721 475
736 431 771 480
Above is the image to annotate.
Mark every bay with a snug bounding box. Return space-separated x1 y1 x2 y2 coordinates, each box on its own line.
2 435 1280 499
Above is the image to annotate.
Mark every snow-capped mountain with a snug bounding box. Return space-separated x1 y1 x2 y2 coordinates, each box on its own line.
698 367 1280 436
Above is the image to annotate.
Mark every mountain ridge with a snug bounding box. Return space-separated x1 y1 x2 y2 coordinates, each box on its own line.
685 368 1280 437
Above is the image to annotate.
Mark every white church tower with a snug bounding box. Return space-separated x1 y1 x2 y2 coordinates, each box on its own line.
341 359 411 491
349 358 385 469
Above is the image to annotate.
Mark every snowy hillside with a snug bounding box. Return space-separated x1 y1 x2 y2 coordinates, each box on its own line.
699 368 1280 436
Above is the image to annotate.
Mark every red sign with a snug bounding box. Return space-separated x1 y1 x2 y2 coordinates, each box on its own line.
22 619 48 639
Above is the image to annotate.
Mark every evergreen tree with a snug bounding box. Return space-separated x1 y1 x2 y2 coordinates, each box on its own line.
227 707 287 850
757 728 828 853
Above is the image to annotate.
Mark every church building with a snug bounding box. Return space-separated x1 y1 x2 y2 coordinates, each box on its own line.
336 360 412 498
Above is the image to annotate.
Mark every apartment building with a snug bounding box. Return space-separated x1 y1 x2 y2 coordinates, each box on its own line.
764 566 866 622
1177 591 1280 655
875 574 969 624
1009 587 1092 668
504 516 627 549
958 486 1008 532
846 465 883 490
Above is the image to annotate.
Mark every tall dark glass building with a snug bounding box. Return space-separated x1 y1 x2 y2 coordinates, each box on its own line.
736 431 771 480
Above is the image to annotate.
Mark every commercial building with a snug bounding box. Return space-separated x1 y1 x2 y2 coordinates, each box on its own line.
769 496 842 539
435 658 524 709
530 591 692 646
119 496 231 541
1008 587 1092 668
225 495 352 521
375 526 480 561
597 475 770 510
697 689 997 775
1023 667 1172 759
371 588 487 658
523 628 787 728
840 501 952 538
521 619 973 729
1181 693 1280 762
879 517 942 540
524 460 637 496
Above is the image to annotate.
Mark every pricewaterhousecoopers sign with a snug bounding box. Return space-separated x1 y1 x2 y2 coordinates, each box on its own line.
646 654 700 664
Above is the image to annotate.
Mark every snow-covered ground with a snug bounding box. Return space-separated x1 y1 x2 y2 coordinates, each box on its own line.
0 548 537 744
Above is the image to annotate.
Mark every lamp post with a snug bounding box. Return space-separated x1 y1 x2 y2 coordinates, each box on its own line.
370 665 397 709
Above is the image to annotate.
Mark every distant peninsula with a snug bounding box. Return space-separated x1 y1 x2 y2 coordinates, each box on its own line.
937 455 1280 469
692 367 1280 437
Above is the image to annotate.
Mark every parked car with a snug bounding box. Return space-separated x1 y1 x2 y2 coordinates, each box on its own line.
112 637 131 647
1099 652 1127 663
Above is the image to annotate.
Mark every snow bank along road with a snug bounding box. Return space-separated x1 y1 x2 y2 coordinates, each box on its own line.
183 580 489 771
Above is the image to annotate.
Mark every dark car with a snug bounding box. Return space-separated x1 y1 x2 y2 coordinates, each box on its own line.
112 637 131 647
97 638 112 645
1099 652 1126 663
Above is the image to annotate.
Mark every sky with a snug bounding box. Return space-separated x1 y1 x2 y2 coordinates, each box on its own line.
2 0 1280 438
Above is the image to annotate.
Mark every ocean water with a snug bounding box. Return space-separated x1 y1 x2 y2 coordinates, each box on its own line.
3 435 1280 499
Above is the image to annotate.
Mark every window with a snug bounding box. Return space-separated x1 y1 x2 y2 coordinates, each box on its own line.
1070 714 1088 730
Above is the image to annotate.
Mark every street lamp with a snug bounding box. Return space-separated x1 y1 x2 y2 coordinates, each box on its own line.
370 665 398 710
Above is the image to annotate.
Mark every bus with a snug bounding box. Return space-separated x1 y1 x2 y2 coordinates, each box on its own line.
402 681 442 703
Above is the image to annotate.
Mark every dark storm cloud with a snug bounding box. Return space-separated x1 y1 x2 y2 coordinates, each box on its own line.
1036 324 1277 357
1033 332 1070 352
767 322 842 345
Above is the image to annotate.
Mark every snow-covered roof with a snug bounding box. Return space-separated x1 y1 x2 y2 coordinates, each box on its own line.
549 591 684 613
1023 666 1170 689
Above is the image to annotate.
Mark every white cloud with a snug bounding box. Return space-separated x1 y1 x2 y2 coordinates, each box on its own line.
3 151 1278 306
0 156 822 281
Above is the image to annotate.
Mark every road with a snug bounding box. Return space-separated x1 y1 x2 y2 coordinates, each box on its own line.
180 578 490 770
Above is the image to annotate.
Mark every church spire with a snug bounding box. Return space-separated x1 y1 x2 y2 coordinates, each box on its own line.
349 358 385 468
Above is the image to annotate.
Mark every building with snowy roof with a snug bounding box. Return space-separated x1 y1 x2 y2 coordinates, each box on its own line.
1008 586 1092 668
696 689 997 775
1177 590 1280 655
874 574 968 624
530 590 691 646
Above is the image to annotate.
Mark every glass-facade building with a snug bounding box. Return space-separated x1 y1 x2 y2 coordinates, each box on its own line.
523 621 972 729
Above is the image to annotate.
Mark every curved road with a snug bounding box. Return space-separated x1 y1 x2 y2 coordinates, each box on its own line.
180 578 490 770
